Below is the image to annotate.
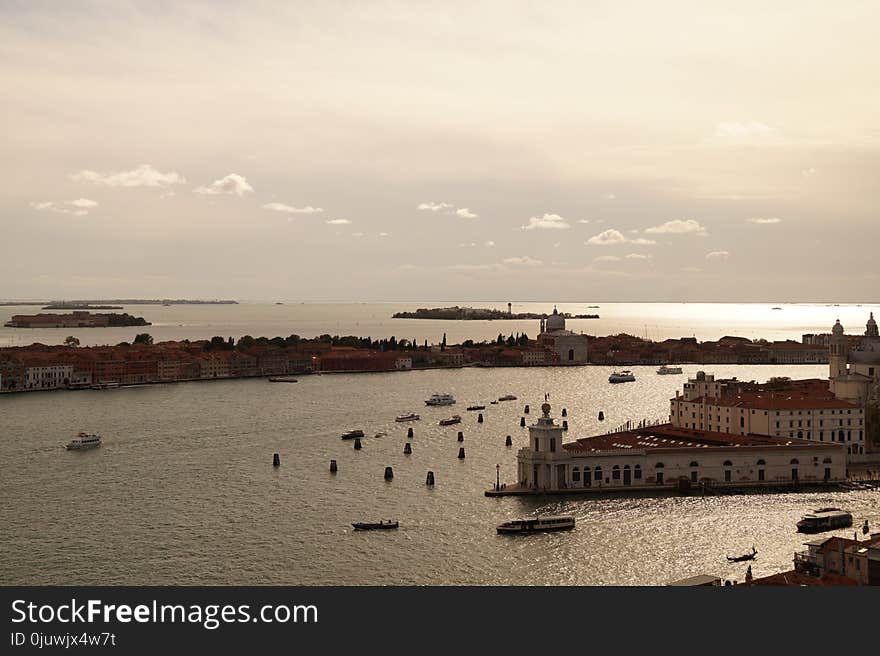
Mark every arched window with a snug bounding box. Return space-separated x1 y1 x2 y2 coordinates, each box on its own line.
823 457 832 464
623 464 631 469
572 467 580 482
689 461 699 468
756 459 766 466
655 462 664 468
633 464 642 480
723 460 732 467
790 458 799 465
612 464 620 480
568 349 574 361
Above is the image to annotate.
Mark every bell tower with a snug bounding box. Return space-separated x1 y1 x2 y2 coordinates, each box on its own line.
829 319 848 380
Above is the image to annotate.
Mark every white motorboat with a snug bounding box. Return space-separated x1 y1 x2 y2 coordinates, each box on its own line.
395 413 420 422
497 515 576 534
66 432 102 450
425 393 456 406
609 370 636 383
656 365 683 375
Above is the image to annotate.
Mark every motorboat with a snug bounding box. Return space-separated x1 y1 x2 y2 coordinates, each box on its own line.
656 365 683 375
498 394 517 401
466 405 486 411
340 430 365 440
352 520 399 531
439 415 462 426
608 370 636 383
395 413 420 422
425 393 456 406
726 547 757 562
496 516 575 534
796 508 853 533
66 432 102 450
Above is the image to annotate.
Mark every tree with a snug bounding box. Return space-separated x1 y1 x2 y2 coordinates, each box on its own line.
64 336 80 347
133 333 153 345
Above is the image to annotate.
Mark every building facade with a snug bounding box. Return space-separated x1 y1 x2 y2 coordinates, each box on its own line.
536 307 588 365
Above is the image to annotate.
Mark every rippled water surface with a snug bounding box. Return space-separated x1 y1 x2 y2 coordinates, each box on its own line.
2 363 878 585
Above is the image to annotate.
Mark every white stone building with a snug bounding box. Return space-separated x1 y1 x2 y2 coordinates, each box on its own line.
25 364 73 390
507 403 846 494
536 307 588 365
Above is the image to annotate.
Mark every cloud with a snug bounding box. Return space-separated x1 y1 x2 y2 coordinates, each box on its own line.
683 266 703 273
577 219 590 224
602 193 616 200
585 228 656 246
417 201 453 212
502 256 542 266
449 264 494 272
593 255 621 263
458 242 477 248
194 173 253 197
71 164 186 188
263 202 324 214
378 232 390 237
30 199 98 216
352 232 364 238
326 219 351 225
644 219 707 236
746 217 782 224
801 168 817 178
484 240 495 247
706 250 731 260
625 253 651 260
521 213 570 230
455 208 478 219
714 121 775 139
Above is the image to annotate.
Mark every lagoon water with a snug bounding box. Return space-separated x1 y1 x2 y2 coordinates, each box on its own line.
1 301 878 348
2 362 879 586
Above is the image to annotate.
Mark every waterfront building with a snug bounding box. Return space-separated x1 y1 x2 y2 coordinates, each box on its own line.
670 372 866 457
829 315 880 404
506 403 845 494
793 534 880 585
23 362 73 389
536 307 588 365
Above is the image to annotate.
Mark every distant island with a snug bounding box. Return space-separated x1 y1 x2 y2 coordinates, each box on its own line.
392 306 599 320
4 311 151 328
46 299 238 305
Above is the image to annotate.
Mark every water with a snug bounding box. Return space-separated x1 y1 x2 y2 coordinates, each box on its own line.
2 363 877 585
1 301 878 348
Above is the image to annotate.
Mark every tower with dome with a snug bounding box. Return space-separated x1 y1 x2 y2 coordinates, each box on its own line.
537 306 589 364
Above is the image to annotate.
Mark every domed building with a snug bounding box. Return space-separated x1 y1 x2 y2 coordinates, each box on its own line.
537 306 589 365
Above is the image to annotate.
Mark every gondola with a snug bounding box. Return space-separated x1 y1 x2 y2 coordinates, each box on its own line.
726 547 757 562
352 520 399 531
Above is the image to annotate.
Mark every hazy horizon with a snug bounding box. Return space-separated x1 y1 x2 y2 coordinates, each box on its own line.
2 1 878 302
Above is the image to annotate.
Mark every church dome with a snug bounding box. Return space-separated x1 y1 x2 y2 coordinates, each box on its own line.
545 306 565 332
832 319 844 336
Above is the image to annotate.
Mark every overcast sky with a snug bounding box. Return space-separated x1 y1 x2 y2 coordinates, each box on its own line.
2 1 878 302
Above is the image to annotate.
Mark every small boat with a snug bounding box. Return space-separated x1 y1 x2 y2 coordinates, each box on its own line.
439 415 462 426
796 508 853 533
490 400 499 405
656 365 683 375
497 516 576 534
352 520 399 531
268 376 298 383
425 393 456 406
395 413 420 422
66 432 102 450
771 307 782 310
466 405 486 411
609 370 636 383
340 430 365 440
498 394 517 401
726 547 757 562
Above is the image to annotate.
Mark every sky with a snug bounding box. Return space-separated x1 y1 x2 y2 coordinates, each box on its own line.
1 0 879 302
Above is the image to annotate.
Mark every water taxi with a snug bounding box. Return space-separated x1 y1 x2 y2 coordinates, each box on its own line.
395 413 420 422
608 370 636 383
796 508 853 533
439 415 462 426
340 429 365 440
66 432 102 450
352 520 399 531
498 394 517 401
656 365 683 375
425 393 456 406
496 516 576 534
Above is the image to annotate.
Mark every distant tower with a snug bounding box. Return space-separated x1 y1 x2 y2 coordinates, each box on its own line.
829 319 848 379
508 302 512 316
866 312 878 338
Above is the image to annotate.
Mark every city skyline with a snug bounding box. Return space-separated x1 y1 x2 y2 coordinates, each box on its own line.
2 1 879 301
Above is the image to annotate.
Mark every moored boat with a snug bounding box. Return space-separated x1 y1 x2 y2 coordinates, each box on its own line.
609 370 636 383
395 413 420 422
796 508 853 533
340 429 365 440
66 432 102 450
439 415 462 426
352 520 399 531
496 516 575 534
466 405 486 411
498 394 517 401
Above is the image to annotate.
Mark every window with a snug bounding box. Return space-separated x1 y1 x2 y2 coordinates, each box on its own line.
550 438 556 452
790 458 799 465
612 465 620 480
723 460 733 466
534 438 539 451
572 467 580 482
690 461 699 468
655 462 664 469
634 465 642 480
724 469 731 482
